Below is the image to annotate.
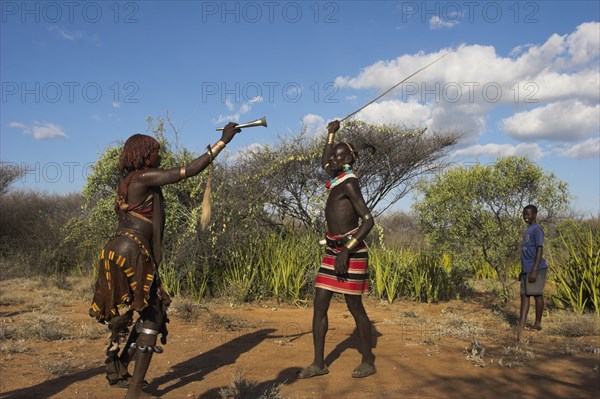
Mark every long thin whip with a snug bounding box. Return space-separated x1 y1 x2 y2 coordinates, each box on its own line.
340 52 450 122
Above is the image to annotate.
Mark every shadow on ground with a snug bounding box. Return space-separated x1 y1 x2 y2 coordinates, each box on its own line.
147 328 277 397
0 366 104 399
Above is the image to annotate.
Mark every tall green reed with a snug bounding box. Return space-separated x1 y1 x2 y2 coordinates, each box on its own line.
220 232 321 304
549 223 600 315
160 260 183 296
369 247 455 303
185 269 209 302
259 232 321 304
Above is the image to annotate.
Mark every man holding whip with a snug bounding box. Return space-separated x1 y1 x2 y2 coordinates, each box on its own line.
298 52 449 379
298 119 377 379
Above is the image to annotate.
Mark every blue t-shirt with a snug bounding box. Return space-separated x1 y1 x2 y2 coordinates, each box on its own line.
521 223 547 273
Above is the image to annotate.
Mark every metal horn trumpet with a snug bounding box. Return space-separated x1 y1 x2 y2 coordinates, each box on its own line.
216 116 267 131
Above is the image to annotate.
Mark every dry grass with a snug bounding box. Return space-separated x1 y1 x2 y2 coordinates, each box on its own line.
436 314 485 340
72 321 106 340
402 310 419 318
24 314 71 340
1 277 71 314
1 309 104 342
0 275 104 347
271 339 292 347
219 369 283 399
381 308 424 326
205 313 252 332
0 293 29 308
583 345 600 354
545 311 600 337
65 274 97 300
464 340 486 367
381 306 490 346
0 320 18 340
51 274 74 291
37 353 76 377
0 284 35 309
0 339 29 355
169 297 207 322
496 345 536 368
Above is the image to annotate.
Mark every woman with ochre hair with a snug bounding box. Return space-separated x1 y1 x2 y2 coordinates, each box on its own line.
89 122 240 399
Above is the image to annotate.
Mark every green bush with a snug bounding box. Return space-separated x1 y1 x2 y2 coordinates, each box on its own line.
369 247 465 303
216 231 322 305
549 221 600 315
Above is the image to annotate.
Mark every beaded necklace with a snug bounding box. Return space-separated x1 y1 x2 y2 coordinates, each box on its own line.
326 164 357 190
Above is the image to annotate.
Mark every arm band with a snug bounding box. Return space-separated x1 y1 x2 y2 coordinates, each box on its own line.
344 237 360 250
361 213 373 222
179 166 187 179
327 133 335 145
209 140 226 159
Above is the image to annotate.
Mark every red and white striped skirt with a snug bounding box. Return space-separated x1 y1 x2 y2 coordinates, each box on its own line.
315 232 369 295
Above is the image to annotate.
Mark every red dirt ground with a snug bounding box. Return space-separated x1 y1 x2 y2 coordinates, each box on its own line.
0 278 598 399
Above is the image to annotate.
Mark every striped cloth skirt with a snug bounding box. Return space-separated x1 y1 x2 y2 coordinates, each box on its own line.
315 232 369 295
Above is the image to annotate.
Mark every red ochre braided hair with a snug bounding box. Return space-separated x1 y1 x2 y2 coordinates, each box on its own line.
118 134 160 176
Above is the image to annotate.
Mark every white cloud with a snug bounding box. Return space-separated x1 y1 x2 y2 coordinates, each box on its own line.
452 143 544 160
428 103 487 143
214 96 263 124
32 122 68 140
561 21 600 68
561 137 600 159
248 96 263 104
8 122 28 130
351 99 486 143
47 26 100 44
333 22 600 146
532 69 599 103
48 26 80 40
239 103 251 114
429 16 458 29
355 99 431 127
509 43 535 57
334 39 597 103
302 114 324 126
9 121 68 140
502 101 599 141
301 114 326 135
224 97 235 112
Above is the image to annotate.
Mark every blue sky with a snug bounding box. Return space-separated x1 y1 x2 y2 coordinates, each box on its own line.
1 1 599 215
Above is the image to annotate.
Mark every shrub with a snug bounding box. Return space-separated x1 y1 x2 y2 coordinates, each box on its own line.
548 220 599 315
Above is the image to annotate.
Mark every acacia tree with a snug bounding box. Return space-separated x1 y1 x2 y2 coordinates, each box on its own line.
0 163 26 195
234 121 461 231
75 116 461 293
230 130 326 231
413 156 571 288
342 122 460 215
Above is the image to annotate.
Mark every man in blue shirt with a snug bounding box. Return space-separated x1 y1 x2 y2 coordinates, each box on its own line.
518 204 548 334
